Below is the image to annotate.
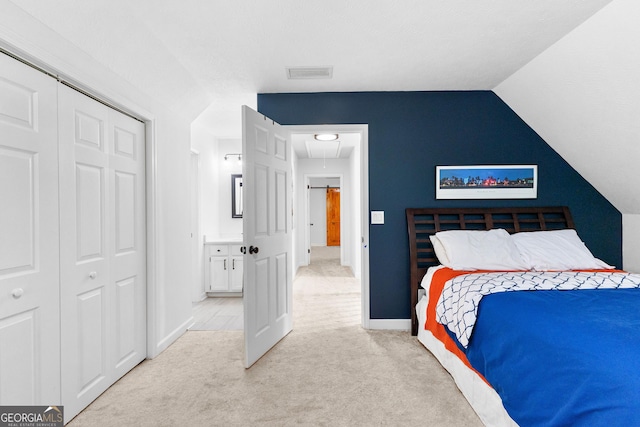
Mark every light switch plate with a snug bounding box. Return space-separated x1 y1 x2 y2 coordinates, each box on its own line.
371 211 384 225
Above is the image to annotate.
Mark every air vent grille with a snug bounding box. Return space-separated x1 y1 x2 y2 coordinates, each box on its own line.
286 66 333 80
305 140 341 158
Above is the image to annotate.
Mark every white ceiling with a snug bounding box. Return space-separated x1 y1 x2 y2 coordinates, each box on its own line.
10 0 613 137
292 133 359 159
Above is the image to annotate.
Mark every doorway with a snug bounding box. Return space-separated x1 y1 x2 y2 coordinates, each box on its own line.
307 175 343 265
289 125 369 328
308 176 341 240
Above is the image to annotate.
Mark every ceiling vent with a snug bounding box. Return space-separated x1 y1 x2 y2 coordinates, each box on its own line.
286 66 333 80
305 140 341 159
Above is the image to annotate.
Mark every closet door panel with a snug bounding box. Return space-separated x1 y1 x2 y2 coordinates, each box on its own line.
76 288 106 393
75 163 106 260
0 310 37 403
115 276 136 367
0 53 60 405
109 109 145 379
59 85 111 418
59 85 146 422
114 171 136 252
0 147 35 272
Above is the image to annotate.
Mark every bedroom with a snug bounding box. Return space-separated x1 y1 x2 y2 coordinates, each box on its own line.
1 0 640 424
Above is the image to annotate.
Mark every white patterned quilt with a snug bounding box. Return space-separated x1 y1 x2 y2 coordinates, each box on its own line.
436 270 640 348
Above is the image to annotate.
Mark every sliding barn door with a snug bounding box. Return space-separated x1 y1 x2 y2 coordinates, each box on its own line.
326 188 341 246
0 52 61 405
242 106 293 368
58 85 146 421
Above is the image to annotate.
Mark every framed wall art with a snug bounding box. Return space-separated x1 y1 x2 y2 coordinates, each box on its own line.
436 165 537 199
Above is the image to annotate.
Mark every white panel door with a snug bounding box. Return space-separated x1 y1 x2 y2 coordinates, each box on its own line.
242 106 292 368
0 53 60 405
309 185 327 245
108 106 146 380
59 85 146 421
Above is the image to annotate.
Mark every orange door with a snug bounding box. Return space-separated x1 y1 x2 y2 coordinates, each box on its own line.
326 188 340 246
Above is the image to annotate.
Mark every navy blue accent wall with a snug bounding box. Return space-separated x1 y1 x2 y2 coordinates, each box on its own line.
258 91 622 320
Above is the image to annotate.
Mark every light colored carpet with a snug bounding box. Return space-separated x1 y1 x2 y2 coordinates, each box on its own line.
67 248 483 426
298 246 354 278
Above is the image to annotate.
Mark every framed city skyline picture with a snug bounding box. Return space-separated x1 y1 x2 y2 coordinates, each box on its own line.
436 165 538 199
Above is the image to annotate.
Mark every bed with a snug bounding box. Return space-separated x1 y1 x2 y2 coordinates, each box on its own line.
406 206 640 426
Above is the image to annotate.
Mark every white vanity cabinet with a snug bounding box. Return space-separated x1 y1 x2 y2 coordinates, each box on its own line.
205 242 244 294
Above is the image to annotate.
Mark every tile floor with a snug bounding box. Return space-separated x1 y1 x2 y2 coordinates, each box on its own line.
190 296 243 330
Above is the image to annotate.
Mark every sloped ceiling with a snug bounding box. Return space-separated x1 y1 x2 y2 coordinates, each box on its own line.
495 0 639 215
8 0 612 137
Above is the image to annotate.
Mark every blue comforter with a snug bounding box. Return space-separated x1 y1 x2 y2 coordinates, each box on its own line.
464 288 640 426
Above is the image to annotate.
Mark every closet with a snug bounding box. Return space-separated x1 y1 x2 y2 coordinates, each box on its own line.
0 52 146 422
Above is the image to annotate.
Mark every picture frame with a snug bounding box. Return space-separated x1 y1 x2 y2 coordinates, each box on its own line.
231 174 243 218
436 165 537 199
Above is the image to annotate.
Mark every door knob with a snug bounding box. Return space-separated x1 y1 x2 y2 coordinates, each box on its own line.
249 246 259 254
11 288 24 299
89 271 97 279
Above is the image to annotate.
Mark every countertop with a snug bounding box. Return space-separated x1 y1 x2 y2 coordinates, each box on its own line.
204 238 244 245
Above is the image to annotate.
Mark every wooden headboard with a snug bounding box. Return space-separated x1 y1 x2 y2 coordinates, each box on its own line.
406 206 575 335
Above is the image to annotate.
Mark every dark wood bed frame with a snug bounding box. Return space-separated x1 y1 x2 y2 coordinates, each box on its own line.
406 206 575 335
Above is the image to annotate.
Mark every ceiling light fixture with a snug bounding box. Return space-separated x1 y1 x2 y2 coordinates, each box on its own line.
314 133 339 141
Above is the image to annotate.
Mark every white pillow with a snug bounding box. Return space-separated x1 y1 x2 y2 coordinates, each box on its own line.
430 228 529 271
429 235 451 266
512 229 614 271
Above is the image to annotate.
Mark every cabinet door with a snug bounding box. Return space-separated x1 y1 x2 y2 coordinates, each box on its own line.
209 256 229 291
230 256 244 292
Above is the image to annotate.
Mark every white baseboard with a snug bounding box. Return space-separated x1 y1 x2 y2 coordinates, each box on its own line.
367 318 411 331
206 291 242 297
150 316 194 359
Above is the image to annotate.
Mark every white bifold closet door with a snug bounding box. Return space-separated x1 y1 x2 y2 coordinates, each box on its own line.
58 84 146 421
0 52 61 406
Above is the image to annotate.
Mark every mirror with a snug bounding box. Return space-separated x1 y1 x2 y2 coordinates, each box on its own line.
232 174 243 218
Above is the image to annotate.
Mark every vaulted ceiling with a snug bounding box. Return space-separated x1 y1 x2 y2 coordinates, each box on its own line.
10 0 613 137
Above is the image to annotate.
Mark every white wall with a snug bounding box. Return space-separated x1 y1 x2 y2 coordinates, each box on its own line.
0 3 193 358
190 123 220 241
189 122 216 301
153 112 193 354
494 0 640 270
291 149 299 275
350 140 363 279
623 215 640 273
